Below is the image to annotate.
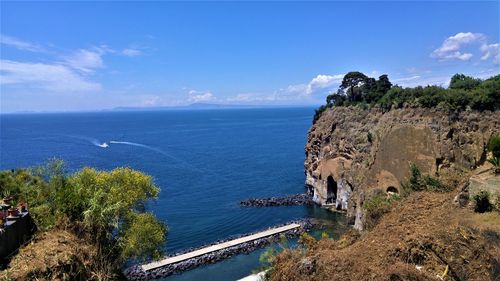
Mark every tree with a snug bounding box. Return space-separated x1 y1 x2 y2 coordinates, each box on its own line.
340 71 369 102
449 74 481 90
376 75 392 95
326 92 346 106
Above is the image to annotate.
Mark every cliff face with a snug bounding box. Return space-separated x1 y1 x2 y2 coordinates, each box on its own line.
305 107 500 229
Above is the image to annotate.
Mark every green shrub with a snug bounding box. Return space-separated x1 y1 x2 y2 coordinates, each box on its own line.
489 136 500 158
401 163 448 192
0 160 167 265
473 190 493 213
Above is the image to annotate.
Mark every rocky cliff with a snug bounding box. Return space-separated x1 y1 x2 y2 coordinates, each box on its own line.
305 107 500 229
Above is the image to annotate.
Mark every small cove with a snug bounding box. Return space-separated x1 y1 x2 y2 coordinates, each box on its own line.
0 107 347 280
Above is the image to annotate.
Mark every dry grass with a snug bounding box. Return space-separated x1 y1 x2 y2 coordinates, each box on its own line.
270 191 500 281
0 229 118 281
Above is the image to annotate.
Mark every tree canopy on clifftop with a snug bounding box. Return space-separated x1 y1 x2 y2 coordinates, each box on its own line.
313 72 500 123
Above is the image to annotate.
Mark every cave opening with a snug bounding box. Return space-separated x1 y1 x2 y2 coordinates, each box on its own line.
326 176 337 204
386 186 399 194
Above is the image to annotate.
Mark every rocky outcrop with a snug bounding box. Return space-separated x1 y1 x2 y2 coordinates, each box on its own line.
240 193 314 207
305 107 500 229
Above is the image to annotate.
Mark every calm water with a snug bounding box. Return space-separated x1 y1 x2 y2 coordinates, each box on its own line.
0 108 344 280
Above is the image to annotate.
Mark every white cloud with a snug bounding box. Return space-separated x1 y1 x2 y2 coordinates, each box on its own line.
63 49 105 73
278 74 343 98
188 90 215 103
393 75 421 83
306 74 343 94
480 43 500 63
226 93 276 103
0 34 46 53
0 59 101 92
142 95 161 106
122 48 142 57
430 32 498 62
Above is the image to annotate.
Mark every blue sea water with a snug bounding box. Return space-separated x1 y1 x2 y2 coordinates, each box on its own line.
0 108 344 280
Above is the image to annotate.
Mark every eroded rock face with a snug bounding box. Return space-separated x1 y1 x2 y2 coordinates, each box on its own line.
305 107 500 229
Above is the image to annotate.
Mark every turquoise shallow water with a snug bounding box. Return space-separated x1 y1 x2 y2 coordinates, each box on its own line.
0 107 344 280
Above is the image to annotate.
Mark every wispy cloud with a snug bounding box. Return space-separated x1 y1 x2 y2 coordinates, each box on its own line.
188 90 215 103
0 34 46 53
223 74 344 105
480 43 500 63
122 48 142 57
0 34 147 95
0 59 101 92
63 48 105 73
141 95 161 106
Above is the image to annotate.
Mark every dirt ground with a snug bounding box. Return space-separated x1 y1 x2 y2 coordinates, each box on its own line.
270 191 500 281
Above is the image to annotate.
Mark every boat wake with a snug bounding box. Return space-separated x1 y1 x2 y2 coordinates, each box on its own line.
109 141 163 153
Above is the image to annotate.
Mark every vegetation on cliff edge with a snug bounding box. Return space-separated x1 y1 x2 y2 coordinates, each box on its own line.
313 72 500 123
0 159 166 279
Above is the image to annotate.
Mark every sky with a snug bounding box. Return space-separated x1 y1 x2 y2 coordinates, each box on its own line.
1 1 499 113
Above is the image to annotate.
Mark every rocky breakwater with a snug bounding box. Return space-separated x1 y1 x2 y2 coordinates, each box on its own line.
304 107 500 230
240 193 314 207
124 220 315 281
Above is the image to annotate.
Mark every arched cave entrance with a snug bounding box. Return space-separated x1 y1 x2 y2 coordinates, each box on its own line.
326 176 337 204
386 186 399 194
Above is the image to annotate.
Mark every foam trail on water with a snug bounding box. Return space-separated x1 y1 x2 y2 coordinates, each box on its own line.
109 141 197 169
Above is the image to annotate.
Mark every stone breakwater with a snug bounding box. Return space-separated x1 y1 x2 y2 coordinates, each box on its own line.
240 193 314 207
124 220 314 281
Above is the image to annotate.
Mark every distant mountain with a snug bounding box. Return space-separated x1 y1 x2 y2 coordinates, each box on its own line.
113 103 290 111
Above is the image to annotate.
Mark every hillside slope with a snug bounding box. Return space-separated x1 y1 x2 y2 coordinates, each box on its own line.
270 189 499 281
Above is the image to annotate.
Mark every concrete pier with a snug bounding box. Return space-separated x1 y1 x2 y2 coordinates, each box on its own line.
142 223 300 271
125 220 314 280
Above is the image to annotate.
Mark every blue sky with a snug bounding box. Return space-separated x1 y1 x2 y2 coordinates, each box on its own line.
1 1 499 112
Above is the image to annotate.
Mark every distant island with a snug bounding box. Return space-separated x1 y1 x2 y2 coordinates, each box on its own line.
113 103 309 112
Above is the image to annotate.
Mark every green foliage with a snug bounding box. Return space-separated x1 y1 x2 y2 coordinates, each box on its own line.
473 190 493 213
298 232 317 248
312 104 329 124
487 157 500 168
0 159 167 264
401 163 448 192
312 73 499 120
449 74 482 90
363 193 400 212
340 71 369 102
119 212 167 261
489 136 500 158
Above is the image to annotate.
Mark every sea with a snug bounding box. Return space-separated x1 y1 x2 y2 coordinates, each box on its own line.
0 107 345 281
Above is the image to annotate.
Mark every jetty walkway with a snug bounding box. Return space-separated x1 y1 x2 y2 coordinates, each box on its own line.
142 223 300 271
125 221 309 280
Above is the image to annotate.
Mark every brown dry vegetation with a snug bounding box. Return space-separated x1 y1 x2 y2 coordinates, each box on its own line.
269 191 500 281
0 227 120 281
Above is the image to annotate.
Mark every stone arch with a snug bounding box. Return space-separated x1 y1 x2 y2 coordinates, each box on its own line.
386 186 399 194
326 176 337 204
